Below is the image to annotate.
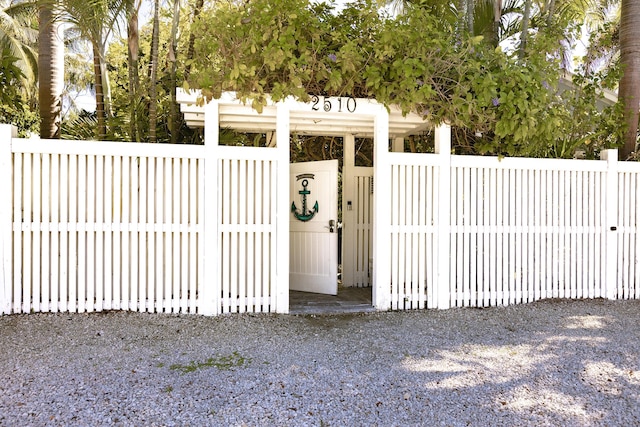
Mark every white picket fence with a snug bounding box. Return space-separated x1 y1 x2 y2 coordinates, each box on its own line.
378 138 637 310
2 121 640 316
0 122 289 316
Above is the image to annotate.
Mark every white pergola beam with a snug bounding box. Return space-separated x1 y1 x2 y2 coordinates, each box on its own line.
178 89 431 139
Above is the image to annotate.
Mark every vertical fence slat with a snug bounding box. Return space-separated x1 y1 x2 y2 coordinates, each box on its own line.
238 159 247 313
163 158 172 312
221 159 230 313
112 156 122 310
391 165 399 310
462 167 470 306
588 172 596 299
127 156 136 311
418 166 426 309
635 174 640 299
68 155 78 312
398 165 407 309
453 167 462 306
254 160 263 310
180 158 189 313
267 159 276 312
23 153 32 313
246 160 255 312
411 166 419 308
104 155 113 310
0 127 13 314
32 153 41 312
496 169 504 305
139 157 149 311
189 158 198 312
86 155 96 312
155 157 164 311
13 153 23 312
42 154 51 312
534 170 542 302
482 168 489 306
58 154 68 312
77 155 86 312
95 155 104 311
172 158 180 313
198 156 206 313
489 168 497 306
580 172 588 299
122 156 131 311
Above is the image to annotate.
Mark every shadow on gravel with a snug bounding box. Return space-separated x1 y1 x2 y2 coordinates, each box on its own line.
336 298 640 426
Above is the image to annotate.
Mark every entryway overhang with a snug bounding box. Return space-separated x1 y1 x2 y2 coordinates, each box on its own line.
177 89 431 138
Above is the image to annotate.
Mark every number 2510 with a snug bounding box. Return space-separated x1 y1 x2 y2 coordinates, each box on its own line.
311 95 357 113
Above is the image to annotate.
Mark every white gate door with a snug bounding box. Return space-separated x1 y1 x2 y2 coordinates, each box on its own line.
289 160 339 295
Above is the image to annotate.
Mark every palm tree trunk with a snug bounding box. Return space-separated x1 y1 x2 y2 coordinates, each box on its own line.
466 0 474 33
148 0 160 143
101 50 113 118
491 0 502 47
127 0 140 141
620 0 640 158
93 43 107 140
38 3 64 139
519 0 532 58
546 0 556 26
456 0 466 39
169 0 181 144
183 0 204 82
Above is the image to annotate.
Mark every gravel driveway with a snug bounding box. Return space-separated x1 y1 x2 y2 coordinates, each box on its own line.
1 299 640 426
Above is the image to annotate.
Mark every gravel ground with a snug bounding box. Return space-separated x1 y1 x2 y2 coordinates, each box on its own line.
1 299 640 426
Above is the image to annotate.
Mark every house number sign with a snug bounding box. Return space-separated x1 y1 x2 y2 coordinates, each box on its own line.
311 95 357 113
291 173 319 222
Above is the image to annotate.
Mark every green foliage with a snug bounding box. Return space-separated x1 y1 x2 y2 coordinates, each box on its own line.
0 44 25 103
60 9 202 143
192 1 618 157
191 0 381 111
169 351 251 373
0 102 39 137
0 44 38 136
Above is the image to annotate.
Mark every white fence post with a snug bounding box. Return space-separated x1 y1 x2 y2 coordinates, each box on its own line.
435 124 451 309
602 149 618 300
275 104 290 314
373 106 391 310
0 125 16 315
201 101 220 315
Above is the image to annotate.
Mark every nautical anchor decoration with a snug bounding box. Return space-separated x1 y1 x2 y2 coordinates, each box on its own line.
291 173 319 222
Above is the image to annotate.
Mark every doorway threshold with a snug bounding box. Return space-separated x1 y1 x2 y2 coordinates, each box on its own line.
289 286 375 315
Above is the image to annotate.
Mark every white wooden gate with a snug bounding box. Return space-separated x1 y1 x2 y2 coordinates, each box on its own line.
341 134 373 288
289 160 339 295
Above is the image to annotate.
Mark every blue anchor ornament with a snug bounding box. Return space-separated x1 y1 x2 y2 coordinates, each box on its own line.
291 177 319 222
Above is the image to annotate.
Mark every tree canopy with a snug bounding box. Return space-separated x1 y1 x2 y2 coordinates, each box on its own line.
0 0 635 158
189 0 622 157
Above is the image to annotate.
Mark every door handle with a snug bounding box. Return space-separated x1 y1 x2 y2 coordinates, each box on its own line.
329 219 335 233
